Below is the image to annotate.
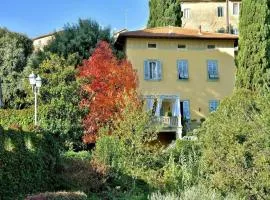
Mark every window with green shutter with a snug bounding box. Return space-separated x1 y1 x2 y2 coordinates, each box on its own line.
207 60 219 79
177 60 189 79
144 60 162 80
209 100 219 112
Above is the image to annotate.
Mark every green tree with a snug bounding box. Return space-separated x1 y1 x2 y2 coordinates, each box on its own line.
147 0 182 28
44 19 111 65
37 53 85 150
0 28 33 109
199 90 270 199
236 0 270 92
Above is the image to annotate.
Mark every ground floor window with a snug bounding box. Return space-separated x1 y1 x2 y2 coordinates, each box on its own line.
209 100 219 112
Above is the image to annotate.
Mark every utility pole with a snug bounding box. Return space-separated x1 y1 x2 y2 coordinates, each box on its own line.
226 0 230 33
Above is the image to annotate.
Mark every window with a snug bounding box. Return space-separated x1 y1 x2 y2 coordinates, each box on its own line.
178 44 186 49
148 43 157 48
233 3 239 15
177 60 189 79
217 7 224 17
233 28 239 35
144 60 162 80
207 60 219 79
183 8 191 19
182 100 191 120
207 44 215 49
209 100 219 112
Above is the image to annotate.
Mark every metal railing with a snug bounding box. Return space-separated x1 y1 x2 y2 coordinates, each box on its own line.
154 116 179 128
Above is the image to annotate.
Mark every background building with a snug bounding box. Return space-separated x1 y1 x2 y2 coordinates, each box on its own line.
181 0 241 34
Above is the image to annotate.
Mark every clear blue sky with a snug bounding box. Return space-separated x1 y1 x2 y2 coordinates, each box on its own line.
0 0 149 38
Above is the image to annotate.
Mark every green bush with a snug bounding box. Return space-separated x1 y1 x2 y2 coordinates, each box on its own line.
0 127 60 200
162 140 200 192
26 191 87 200
92 96 201 195
58 150 109 194
199 89 270 199
149 185 242 200
0 107 34 129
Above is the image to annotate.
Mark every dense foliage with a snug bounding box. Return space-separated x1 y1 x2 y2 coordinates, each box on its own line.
236 0 270 92
0 28 33 109
0 127 60 200
147 0 182 28
78 41 138 143
199 90 270 199
92 96 200 196
0 107 35 129
36 53 85 150
44 19 111 65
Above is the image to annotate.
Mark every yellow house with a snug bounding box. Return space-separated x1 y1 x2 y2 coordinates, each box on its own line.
115 26 238 138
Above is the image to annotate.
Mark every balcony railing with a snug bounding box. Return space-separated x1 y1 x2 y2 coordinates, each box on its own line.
154 116 180 128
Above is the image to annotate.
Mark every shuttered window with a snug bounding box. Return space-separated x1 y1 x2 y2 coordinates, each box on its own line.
207 60 219 79
217 6 224 17
144 60 162 80
209 100 219 112
182 100 190 120
177 60 189 79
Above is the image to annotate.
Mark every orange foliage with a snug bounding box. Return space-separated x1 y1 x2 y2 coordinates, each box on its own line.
78 41 138 143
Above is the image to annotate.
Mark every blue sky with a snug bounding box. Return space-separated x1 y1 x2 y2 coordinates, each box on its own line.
0 0 149 38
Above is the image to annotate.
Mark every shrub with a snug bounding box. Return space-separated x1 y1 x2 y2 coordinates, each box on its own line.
149 185 242 200
199 89 270 199
0 107 35 130
58 150 109 193
26 191 87 200
162 140 200 192
0 128 60 200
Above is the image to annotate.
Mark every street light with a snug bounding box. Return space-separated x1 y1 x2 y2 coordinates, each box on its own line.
29 72 42 126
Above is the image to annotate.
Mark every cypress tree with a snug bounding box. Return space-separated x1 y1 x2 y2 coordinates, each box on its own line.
147 0 182 28
236 0 270 92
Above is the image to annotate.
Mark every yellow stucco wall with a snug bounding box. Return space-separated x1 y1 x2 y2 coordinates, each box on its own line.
125 37 236 121
182 1 240 33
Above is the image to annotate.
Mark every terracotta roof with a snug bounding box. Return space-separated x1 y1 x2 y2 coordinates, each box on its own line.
115 26 238 47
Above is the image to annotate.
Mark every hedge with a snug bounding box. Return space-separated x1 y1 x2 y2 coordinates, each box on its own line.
0 126 60 200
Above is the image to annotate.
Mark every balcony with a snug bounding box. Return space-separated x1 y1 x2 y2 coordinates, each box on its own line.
154 116 180 128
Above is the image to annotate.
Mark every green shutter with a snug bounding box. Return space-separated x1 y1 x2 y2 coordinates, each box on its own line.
157 60 162 80
144 60 149 80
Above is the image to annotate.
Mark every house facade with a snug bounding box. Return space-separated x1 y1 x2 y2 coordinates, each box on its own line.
32 33 55 51
115 26 238 138
181 0 241 34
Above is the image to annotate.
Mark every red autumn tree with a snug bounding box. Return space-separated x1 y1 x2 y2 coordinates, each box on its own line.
78 41 138 143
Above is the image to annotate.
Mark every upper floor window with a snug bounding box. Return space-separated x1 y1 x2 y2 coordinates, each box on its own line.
183 8 191 19
148 43 157 48
217 6 224 17
207 60 219 79
207 44 215 49
233 3 240 15
209 100 219 112
178 44 186 49
144 60 162 80
177 60 189 79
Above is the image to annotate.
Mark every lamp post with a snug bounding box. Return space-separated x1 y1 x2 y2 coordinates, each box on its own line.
29 72 42 126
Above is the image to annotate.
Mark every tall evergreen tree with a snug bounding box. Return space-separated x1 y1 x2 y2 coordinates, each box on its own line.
0 28 33 109
147 0 182 28
236 0 270 92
